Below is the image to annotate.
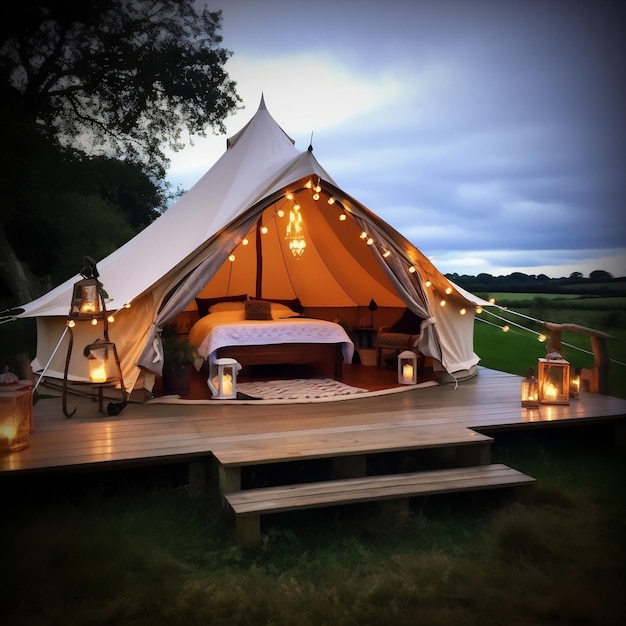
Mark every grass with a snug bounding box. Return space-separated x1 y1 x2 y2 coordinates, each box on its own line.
2 426 625 625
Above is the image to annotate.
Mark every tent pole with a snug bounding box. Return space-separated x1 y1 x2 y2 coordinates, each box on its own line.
255 214 263 299
33 325 69 393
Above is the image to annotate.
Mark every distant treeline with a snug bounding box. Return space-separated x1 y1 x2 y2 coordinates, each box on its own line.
446 270 626 296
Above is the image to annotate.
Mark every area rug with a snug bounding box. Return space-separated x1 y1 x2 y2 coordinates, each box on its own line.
148 378 438 405
236 377 367 400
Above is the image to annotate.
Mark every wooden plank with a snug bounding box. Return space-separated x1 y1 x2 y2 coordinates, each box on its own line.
211 426 492 467
225 464 535 516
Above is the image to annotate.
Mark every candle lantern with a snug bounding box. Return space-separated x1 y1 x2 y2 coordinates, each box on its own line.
538 354 570 405
84 340 120 384
398 350 417 385
70 276 103 320
209 357 241 399
0 387 32 453
520 367 539 408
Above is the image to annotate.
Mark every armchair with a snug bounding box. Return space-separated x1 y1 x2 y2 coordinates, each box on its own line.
375 309 423 369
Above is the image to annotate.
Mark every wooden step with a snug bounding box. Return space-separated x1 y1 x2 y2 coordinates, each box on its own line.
213 426 493 493
226 463 535 547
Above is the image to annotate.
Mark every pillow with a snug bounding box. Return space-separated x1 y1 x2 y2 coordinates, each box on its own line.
195 294 247 318
245 299 272 320
270 302 299 319
209 301 246 314
389 309 422 334
251 296 304 314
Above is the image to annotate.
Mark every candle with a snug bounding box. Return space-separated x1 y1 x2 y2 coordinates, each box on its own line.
402 363 414 384
89 361 108 383
222 374 233 396
544 383 558 401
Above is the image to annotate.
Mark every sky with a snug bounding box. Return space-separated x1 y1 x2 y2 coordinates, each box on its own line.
166 0 626 279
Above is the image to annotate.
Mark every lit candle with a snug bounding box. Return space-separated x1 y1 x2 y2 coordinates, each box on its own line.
402 363 414 384
89 361 108 383
544 383 558 401
222 374 233 396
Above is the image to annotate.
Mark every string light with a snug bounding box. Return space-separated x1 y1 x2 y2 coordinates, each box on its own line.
277 209 284 218
327 197 335 205
242 238 249 246
228 254 235 262
460 308 467 315
339 213 347 221
538 334 547 342
476 306 483 314
67 319 76 328
440 299 446 307
382 249 391 258
91 318 98 326
503 325 510 332
445 287 452 295
409 266 416 274
261 226 268 234
366 237 374 245
424 279 431 287
107 315 115 323
360 231 368 239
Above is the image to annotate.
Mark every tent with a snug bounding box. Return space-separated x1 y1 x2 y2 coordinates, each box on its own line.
17 96 487 396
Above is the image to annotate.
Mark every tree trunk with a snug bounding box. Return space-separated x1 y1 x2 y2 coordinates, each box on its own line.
0 224 49 306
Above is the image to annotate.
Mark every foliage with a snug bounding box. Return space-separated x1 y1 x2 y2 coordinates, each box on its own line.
0 0 241 178
161 325 198 368
2 428 624 625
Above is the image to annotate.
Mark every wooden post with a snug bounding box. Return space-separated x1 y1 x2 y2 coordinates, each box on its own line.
589 335 609 394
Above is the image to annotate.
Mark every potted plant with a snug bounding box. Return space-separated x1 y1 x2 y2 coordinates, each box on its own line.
160 325 199 397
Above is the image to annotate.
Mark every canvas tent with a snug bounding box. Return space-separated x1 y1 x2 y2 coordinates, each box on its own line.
17 96 487 396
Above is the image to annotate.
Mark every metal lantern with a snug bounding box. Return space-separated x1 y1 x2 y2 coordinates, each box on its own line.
69 276 103 320
208 357 242 399
520 367 539 408
84 340 120 384
398 350 417 385
538 354 570 405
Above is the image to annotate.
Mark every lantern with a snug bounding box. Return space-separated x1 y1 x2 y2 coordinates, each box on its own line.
398 350 417 385
520 367 539 408
0 386 32 453
69 276 102 319
84 340 119 384
538 354 570 405
208 358 242 399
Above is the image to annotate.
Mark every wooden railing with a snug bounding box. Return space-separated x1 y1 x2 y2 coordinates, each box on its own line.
544 322 613 394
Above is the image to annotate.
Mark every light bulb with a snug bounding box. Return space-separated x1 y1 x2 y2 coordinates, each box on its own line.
107 315 115 323
460 308 467 315
242 238 249 245
67 319 75 328
409 266 416 273
327 197 335 205
425 279 431 287
91 318 98 326
503 325 510 332
445 287 452 295
228 254 235 262
476 306 483 314
339 213 347 221
440 300 446 307
261 226 268 234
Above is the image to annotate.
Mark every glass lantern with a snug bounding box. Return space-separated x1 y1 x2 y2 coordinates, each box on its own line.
84 340 119 384
398 350 417 385
0 386 32 453
208 357 242 399
538 356 570 405
520 367 539 408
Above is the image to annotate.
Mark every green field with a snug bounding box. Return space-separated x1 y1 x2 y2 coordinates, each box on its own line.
474 293 626 399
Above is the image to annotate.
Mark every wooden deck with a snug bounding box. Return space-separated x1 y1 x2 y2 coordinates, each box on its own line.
2 366 624 477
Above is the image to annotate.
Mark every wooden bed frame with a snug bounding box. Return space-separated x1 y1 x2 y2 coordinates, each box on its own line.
216 343 345 380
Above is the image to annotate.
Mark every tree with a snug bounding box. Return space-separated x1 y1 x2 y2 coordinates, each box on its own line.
589 269 613 282
0 0 241 305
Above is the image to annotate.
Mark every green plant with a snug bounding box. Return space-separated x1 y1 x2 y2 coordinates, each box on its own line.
161 326 198 369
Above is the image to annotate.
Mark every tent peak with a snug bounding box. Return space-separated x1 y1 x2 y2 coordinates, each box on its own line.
259 93 267 110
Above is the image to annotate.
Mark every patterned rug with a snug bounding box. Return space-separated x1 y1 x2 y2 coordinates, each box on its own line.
236 377 367 400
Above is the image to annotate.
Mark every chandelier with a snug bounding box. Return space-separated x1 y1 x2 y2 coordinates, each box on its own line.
285 199 306 257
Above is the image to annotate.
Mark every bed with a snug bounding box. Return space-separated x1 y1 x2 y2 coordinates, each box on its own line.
188 299 354 380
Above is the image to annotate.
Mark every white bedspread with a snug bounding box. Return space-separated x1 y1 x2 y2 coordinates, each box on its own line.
188 313 354 365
